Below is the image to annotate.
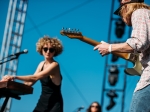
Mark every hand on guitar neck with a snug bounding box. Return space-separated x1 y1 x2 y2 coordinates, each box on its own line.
60 28 142 76
93 41 110 56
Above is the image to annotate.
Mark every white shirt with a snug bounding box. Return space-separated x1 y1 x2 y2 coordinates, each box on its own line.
126 8 150 92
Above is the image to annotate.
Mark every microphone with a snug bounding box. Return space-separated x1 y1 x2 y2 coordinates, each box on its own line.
10 49 28 57
77 106 84 111
0 49 28 63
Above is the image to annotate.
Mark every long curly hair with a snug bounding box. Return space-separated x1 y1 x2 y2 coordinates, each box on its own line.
86 101 102 112
36 35 63 57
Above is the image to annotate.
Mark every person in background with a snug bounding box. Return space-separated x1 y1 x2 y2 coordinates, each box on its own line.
94 0 150 112
86 101 102 112
2 36 63 112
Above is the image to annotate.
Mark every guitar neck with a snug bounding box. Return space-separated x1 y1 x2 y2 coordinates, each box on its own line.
80 36 130 60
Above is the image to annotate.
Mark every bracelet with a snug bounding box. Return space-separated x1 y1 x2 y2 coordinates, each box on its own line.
108 44 112 53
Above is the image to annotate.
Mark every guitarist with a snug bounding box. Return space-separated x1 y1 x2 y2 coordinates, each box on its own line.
94 0 150 112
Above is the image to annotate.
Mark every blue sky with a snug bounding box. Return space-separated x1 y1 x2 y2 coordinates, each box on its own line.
0 0 150 112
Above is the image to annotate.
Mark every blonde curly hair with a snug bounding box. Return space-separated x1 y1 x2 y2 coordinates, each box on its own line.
36 35 63 57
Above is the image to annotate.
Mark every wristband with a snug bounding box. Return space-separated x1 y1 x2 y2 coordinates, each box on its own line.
108 44 112 53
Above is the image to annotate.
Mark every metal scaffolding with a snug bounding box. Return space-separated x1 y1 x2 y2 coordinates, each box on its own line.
0 0 28 111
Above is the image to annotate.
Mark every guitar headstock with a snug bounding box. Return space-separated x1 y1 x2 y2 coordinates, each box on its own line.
60 28 83 39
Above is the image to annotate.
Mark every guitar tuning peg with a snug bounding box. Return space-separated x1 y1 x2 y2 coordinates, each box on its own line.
71 29 74 33
65 28 68 32
74 29 76 33
68 28 71 32
77 29 80 33
70 29 73 33
62 27 64 32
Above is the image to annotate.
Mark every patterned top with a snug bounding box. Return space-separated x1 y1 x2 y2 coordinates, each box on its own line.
126 8 150 92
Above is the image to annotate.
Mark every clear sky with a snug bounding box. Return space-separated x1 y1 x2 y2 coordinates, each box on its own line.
0 0 150 112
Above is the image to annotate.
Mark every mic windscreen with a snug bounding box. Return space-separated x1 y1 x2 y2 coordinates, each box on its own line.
23 49 28 53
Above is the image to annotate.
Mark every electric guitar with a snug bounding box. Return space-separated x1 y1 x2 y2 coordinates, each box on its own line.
60 28 142 76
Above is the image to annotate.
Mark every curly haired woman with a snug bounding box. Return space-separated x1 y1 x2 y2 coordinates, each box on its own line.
3 36 64 112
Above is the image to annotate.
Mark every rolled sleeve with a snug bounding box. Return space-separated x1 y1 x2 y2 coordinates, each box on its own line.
126 9 149 53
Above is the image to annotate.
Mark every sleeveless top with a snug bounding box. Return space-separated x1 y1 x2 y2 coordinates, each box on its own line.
33 62 63 112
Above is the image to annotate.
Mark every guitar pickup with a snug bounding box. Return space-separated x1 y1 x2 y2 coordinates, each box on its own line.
129 53 138 62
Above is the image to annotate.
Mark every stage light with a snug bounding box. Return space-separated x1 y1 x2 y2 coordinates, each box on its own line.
108 65 119 86
106 98 115 110
106 90 118 110
115 18 125 38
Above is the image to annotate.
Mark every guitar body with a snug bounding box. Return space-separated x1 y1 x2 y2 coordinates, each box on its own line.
124 53 142 76
60 29 142 76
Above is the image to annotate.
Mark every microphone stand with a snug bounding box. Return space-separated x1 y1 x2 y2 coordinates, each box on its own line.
0 56 18 65
0 55 19 112
77 107 84 112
